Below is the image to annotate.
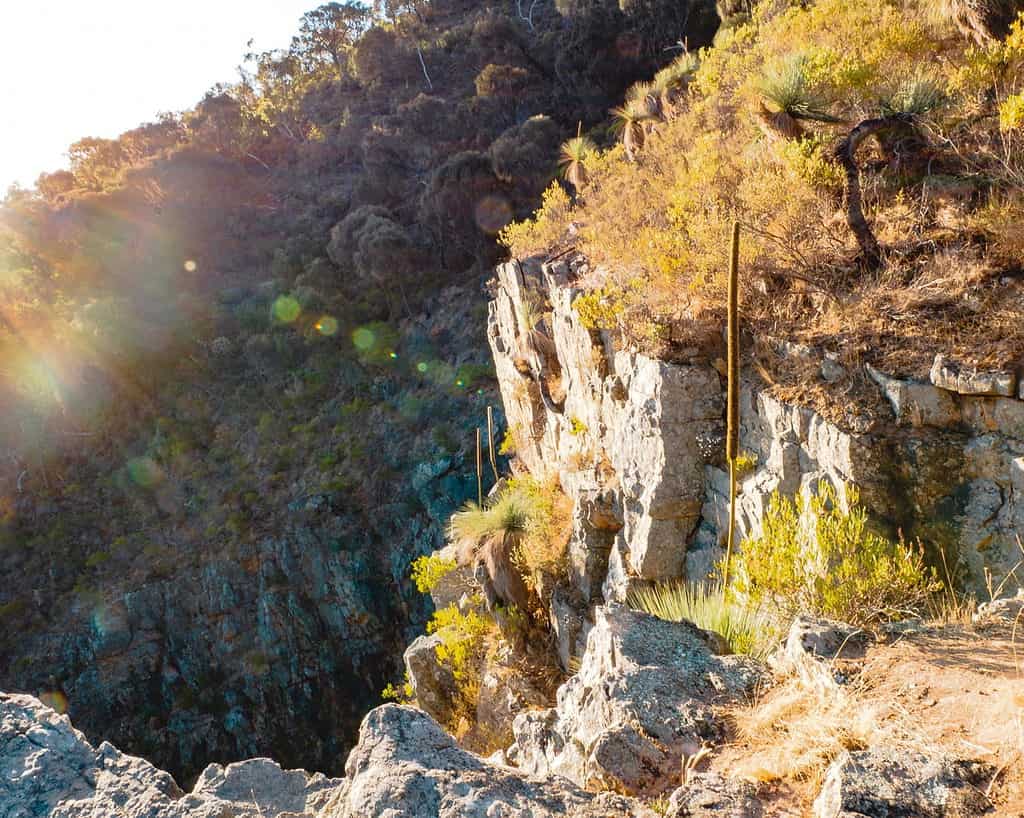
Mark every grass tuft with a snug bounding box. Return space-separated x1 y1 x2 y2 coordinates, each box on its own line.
627 581 777 658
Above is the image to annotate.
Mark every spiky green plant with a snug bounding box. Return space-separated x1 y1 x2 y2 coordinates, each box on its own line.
627 581 776 658
610 99 652 160
626 80 663 119
880 74 948 117
450 493 530 544
653 51 701 96
758 54 840 122
558 132 597 191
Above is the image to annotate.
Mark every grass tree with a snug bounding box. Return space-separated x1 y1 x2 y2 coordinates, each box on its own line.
558 127 597 192
610 98 654 161
652 51 700 116
756 54 840 141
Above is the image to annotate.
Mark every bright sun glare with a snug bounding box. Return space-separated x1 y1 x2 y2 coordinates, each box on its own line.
0 1 317 192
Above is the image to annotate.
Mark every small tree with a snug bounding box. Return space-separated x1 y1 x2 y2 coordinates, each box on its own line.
293 2 371 76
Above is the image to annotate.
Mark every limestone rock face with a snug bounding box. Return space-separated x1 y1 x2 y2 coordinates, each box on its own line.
488 258 724 652
488 253 1024 660
814 747 993 818
930 354 1017 397
319 704 656 818
0 692 340 818
506 606 763 796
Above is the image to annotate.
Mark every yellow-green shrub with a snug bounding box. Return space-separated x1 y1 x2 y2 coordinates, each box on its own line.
426 602 496 727
410 552 457 594
728 482 939 627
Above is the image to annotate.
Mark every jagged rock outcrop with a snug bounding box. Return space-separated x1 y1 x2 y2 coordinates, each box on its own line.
814 747 994 818
506 605 763 796
489 258 724 608
318 704 656 818
0 692 340 818
488 256 1024 634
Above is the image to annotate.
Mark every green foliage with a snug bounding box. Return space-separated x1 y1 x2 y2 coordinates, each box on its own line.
880 73 947 116
758 54 838 122
426 602 496 725
999 91 1024 129
728 482 940 627
411 553 457 594
628 581 776 658
450 475 571 582
572 287 624 330
498 424 519 456
450 494 529 543
734 451 758 476
381 677 414 702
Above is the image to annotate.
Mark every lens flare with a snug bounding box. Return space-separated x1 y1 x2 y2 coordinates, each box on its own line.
474 195 513 235
183 260 197 272
315 316 339 336
127 457 164 488
352 327 375 350
272 296 301 323
416 362 428 373
39 691 68 714
389 351 398 359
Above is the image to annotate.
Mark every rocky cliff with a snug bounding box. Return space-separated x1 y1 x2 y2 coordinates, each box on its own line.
0 284 493 783
488 255 1024 631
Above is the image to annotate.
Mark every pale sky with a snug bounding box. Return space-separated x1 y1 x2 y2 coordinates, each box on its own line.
0 1 319 192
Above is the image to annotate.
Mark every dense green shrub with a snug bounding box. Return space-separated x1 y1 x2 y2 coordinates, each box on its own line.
728 482 939 627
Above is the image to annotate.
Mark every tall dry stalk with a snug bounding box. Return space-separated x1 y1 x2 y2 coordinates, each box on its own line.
723 221 741 588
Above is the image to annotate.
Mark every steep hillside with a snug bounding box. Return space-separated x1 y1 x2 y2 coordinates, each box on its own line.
0 0 720 784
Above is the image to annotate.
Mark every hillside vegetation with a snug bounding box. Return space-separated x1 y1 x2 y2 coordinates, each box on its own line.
0 0 721 782
505 0 1024 387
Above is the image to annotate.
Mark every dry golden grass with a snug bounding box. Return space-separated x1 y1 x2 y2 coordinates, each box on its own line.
728 653 890 790
503 0 1024 388
715 621 1024 815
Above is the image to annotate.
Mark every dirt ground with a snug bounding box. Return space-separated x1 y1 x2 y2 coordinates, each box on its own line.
705 620 1024 816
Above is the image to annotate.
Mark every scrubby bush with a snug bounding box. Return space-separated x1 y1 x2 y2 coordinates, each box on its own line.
728 482 940 627
628 580 776 657
411 552 457 593
502 0 1024 369
426 602 497 730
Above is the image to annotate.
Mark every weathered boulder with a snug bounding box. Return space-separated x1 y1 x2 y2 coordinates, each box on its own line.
474 665 550 750
776 616 870 669
667 773 764 817
403 633 457 727
814 747 993 818
866 364 961 428
0 692 340 818
506 605 764 796
319 704 657 818
974 588 1024 622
